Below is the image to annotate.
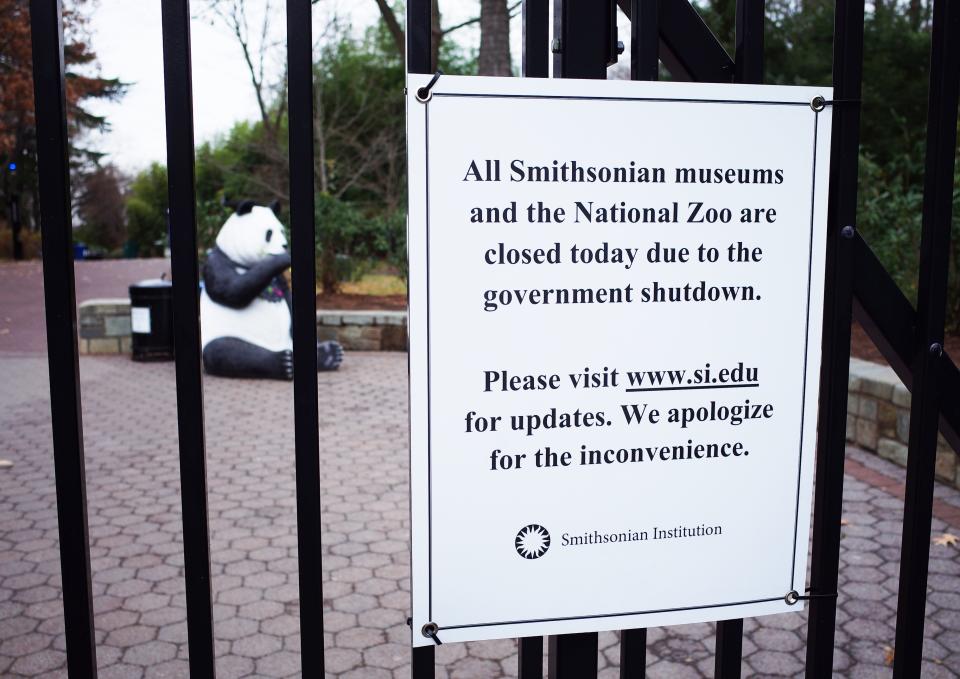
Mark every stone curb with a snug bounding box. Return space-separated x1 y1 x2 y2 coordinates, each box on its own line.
847 357 959 490
77 299 409 354
316 310 408 352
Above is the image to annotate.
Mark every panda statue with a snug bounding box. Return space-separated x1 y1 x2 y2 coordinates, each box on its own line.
200 199 343 379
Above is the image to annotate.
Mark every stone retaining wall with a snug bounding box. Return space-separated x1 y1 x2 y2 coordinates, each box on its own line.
77 300 409 354
847 357 958 489
78 299 133 355
316 310 407 351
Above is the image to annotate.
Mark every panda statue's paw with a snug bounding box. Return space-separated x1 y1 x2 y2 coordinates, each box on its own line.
317 341 344 372
280 350 294 380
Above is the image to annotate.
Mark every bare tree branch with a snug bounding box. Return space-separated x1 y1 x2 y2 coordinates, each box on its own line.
207 0 275 136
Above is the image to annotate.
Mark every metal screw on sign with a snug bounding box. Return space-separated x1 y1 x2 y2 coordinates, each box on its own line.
551 38 562 54
930 342 944 358
810 95 826 112
421 622 443 645
785 590 801 606
841 225 856 239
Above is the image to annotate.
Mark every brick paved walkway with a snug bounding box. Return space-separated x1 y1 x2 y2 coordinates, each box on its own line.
1 352 959 678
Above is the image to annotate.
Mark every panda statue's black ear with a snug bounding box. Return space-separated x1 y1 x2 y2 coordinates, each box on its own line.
235 200 256 216
269 199 281 217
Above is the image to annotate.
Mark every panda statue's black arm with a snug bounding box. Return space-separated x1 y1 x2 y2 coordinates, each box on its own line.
203 247 291 309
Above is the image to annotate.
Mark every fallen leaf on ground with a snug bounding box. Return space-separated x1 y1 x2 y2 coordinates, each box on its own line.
840 518 849 526
883 645 895 666
932 532 958 547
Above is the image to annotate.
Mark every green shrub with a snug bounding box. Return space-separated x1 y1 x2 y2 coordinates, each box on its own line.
857 140 960 331
314 193 406 293
857 150 923 307
125 163 169 257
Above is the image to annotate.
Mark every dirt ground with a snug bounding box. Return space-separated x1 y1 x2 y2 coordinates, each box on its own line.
315 292 407 311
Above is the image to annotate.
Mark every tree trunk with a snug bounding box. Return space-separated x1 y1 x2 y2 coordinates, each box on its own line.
908 0 923 29
372 0 406 62
478 0 512 76
313 79 329 194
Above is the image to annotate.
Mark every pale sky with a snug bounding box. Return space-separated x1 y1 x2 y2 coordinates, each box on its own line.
84 0 525 173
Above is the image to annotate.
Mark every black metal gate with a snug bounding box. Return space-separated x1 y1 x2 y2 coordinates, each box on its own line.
26 0 960 677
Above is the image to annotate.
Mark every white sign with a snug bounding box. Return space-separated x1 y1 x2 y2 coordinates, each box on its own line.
406 74 832 647
131 307 152 334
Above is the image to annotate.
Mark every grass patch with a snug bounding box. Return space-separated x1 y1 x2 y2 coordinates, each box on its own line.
340 273 407 296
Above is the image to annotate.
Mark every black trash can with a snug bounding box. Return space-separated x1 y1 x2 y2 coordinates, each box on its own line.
129 278 174 361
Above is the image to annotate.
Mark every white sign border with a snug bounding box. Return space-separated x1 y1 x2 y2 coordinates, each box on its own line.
407 74 833 647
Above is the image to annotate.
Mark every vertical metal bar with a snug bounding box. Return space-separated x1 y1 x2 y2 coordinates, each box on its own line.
630 0 659 81
407 1 433 675
619 628 646 679
712 6 764 676
285 1 326 677
734 0 764 84
517 11 549 663
407 0 432 74
803 2 865 676
28 2 98 676
518 35 546 679
522 0 550 78
620 6 658 672
553 0 611 79
547 6 611 676
893 1 960 675
519 636 544 678
714 619 744 678
548 633 599 679
159 1 217 677
412 646 435 678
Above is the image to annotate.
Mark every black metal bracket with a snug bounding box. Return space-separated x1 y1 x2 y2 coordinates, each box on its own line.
811 96 862 111
785 589 839 606
815 96 862 109
416 70 443 103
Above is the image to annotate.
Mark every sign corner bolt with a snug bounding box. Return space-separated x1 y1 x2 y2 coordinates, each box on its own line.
416 70 444 104
421 622 443 645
